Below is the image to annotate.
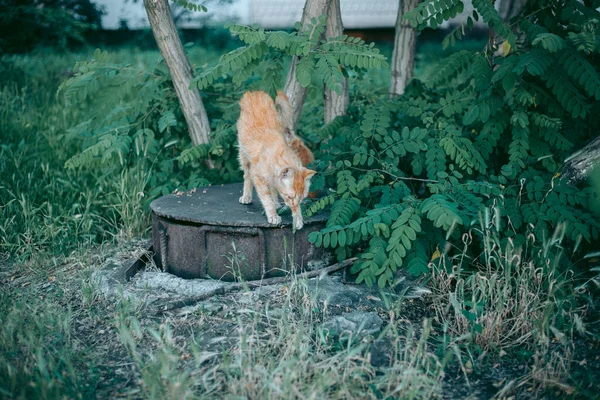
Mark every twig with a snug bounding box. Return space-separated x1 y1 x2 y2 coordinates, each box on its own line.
155 258 358 313
390 175 438 183
349 166 438 183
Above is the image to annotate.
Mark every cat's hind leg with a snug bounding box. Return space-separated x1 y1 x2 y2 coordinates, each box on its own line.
269 185 281 209
239 153 253 204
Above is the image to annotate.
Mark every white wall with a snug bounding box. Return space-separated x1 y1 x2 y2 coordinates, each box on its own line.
95 0 250 29
95 0 484 30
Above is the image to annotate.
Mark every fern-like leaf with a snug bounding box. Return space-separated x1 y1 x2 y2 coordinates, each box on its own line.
387 207 421 274
226 24 266 44
542 68 590 119
559 50 600 100
429 50 472 86
421 194 464 231
471 0 516 46
328 197 361 227
532 33 566 53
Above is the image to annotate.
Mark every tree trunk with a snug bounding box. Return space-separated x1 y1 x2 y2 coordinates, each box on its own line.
496 0 527 23
144 0 211 148
560 136 600 184
323 0 348 124
284 0 332 130
389 0 419 98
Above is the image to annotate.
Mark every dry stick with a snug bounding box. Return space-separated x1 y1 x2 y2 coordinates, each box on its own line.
156 257 358 313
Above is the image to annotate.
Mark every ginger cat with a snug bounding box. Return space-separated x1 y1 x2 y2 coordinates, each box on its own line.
237 91 316 230
275 91 315 167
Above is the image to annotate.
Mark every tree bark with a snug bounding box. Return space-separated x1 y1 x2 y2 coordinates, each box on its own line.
560 136 600 184
496 0 527 23
144 0 211 148
323 0 348 124
284 0 332 130
389 0 419 98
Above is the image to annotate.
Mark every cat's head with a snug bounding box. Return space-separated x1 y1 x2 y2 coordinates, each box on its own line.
277 167 316 212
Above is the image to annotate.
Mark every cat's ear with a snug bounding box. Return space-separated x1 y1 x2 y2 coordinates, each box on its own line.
303 169 316 181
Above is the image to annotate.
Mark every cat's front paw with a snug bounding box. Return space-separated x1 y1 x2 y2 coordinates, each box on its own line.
294 216 304 230
267 214 282 225
239 195 252 204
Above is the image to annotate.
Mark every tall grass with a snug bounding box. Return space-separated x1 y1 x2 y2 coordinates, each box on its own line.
0 271 97 399
113 273 446 399
0 242 447 399
0 49 174 258
1 222 585 398
432 211 583 348
430 208 589 395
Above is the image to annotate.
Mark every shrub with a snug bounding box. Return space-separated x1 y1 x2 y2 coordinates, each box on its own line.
59 17 388 197
60 0 600 290
0 0 103 53
306 0 600 287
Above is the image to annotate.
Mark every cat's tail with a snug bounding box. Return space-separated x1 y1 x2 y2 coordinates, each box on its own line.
290 138 315 166
238 91 282 133
275 90 293 130
275 91 314 167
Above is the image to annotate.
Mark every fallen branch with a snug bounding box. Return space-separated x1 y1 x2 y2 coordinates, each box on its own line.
155 257 358 313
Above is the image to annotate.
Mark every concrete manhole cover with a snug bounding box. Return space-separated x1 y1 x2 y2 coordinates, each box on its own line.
150 183 331 281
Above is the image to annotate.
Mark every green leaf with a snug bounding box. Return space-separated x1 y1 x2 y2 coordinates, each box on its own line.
295 57 313 87
532 33 566 53
158 111 177 133
463 105 480 125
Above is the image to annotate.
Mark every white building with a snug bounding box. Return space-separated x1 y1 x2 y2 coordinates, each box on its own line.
96 0 480 30
248 0 399 29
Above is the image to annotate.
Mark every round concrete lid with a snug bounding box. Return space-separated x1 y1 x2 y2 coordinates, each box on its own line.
150 183 328 227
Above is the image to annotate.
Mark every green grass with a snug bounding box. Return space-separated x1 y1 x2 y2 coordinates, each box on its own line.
0 244 445 399
0 47 221 258
1 39 599 399
1 222 595 399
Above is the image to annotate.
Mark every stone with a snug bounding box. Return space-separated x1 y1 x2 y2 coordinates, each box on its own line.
133 271 229 298
323 311 383 338
92 259 127 299
306 275 383 310
368 338 393 367
198 302 224 316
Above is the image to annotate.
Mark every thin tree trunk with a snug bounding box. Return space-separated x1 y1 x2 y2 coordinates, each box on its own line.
324 0 348 123
144 0 211 148
493 0 527 60
389 0 419 98
496 0 527 23
284 0 332 130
